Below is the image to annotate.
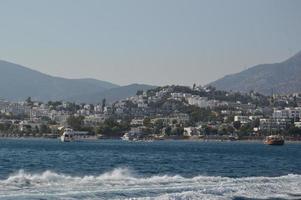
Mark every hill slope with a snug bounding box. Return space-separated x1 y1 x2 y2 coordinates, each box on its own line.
67 84 156 103
210 51 301 94
0 60 154 102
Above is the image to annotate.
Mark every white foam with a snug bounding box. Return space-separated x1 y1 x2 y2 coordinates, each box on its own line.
0 168 300 200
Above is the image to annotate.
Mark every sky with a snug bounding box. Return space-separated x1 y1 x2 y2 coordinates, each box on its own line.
0 0 301 86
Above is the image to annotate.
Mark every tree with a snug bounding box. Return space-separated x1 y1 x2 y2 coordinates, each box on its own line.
204 125 218 135
67 116 85 130
253 118 260 128
34 126 39 134
172 119 178 125
26 97 33 106
41 116 51 122
171 127 184 136
154 119 164 129
153 119 164 134
233 121 241 130
89 104 95 111
143 117 152 128
287 127 301 136
96 118 129 137
226 125 235 134
47 101 62 109
102 98 106 111
164 126 172 136
136 90 143 96
240 123 252 135
40 124 50 134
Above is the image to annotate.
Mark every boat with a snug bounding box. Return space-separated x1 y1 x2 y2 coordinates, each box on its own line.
121 131 154 142
121 132 130 141
60 128 74 142
264 135 284 145
60 128 97 142
228 135 239 141
121 127 144 141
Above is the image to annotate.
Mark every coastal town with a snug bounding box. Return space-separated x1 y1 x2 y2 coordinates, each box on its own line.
0 85 301 141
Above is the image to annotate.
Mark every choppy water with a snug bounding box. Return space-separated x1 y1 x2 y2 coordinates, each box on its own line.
0 139 300 199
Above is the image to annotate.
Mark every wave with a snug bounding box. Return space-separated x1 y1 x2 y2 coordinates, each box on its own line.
0 168 301 200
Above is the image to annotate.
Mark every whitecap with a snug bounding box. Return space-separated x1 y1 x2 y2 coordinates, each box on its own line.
0 169 300 200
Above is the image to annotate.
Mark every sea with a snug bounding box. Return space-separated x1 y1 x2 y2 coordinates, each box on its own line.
0 139 300 200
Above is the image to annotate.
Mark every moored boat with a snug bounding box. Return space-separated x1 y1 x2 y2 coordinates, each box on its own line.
121 127 145 141
121 132 130 141
264 135 284 145
228 135 239 141
60 128 96 142
60 128 74 142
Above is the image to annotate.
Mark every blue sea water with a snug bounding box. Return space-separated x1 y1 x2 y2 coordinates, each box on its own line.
0 139 300 199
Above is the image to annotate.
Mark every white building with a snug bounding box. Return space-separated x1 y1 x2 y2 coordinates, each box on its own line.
273 108 301 120
234 116 250 124
294 121 301 128
259 118 291 131
130 118 144 126
234 115 262 124
187 96 210 108
84 115 107 126
183 127 200 136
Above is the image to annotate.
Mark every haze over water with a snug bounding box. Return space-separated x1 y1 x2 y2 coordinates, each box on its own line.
0 139 300 199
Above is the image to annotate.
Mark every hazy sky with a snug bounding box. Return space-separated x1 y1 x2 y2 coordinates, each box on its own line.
0 0 300 86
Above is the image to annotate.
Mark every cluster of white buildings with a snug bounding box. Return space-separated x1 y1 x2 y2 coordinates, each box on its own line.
272 107 301 120
234 115 263 124
232 108 301 132
0 100 31 116
170 92 227 108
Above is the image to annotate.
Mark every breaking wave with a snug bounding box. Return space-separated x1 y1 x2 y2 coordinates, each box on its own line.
0 168 301 200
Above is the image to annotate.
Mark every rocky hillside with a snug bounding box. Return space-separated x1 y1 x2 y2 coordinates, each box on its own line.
210 51 301 94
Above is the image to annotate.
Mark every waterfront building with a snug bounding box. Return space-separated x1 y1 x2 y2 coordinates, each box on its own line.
259 118 291 131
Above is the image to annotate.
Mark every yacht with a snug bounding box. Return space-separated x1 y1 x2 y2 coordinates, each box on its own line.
60 128 74 142
264 135 284 145
60 128 96 142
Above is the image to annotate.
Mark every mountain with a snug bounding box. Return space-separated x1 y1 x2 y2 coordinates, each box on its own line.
0 60 154 102
210 51 301 95
67 84 156 103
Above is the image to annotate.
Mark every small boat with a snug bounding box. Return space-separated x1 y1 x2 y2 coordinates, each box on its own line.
60 128 74 142
121 132 130 141
264 135 284 145
121 128 145 141
228 135 239 141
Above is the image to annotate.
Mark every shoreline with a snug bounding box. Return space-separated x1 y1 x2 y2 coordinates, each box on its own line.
1 136 301 142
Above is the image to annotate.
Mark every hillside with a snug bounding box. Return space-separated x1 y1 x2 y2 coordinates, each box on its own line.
0 60 153 102
67 84 156 103
210 51 301 94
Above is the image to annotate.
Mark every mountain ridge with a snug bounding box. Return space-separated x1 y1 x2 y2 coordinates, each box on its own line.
0 60 154 102
209 51 301 95
67 83 156 103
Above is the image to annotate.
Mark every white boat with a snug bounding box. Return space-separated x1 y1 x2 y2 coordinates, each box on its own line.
60 128 96 142
121 128 143 141
121 132 154 142
121 132 130 141
60 128 74 142
264 135 284 145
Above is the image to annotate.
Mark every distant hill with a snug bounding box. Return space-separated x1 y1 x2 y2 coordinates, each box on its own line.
67 84 156 103
210 51 301 95
0 60 154 102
